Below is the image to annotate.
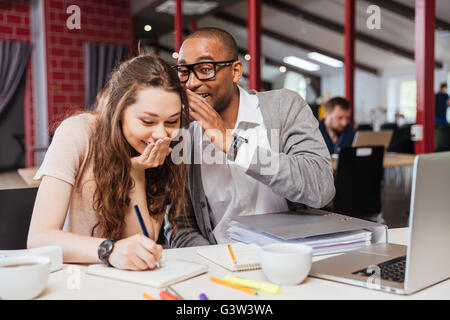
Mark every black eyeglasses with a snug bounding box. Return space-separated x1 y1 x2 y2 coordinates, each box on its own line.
173 60 236 83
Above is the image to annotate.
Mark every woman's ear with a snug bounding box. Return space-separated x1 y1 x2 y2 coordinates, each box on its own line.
232 60 243 84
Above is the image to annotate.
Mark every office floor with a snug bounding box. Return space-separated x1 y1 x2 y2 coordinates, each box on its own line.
0 169 412 228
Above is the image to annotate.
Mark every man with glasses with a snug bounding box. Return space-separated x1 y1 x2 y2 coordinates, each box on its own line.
165 27 334 247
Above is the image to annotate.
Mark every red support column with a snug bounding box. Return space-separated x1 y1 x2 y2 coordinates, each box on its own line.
174 0 183 53
344 0 355 127
415 0 435 154
247 0 262 91
190 19 197 33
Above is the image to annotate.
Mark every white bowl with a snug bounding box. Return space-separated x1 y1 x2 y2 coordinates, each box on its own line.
0 255 51 300
260 243 312 286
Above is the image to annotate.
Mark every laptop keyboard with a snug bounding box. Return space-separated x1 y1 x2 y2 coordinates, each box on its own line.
352 256 406 283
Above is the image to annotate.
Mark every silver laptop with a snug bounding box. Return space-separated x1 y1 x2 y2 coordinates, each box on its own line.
310 151 450 295
352 130 393 151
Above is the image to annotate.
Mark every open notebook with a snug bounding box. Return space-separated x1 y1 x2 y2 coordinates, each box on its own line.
197 243 261 272
87 259 208 288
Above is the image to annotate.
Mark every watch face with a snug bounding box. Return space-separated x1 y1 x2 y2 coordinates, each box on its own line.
98 246 107 256
98 240 114 260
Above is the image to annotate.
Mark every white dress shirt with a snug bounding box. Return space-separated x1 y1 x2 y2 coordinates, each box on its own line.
198 86 289 243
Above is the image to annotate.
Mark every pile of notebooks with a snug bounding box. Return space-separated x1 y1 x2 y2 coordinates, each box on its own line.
228 209 388 256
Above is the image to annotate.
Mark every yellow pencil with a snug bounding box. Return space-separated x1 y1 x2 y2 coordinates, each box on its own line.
210 277 258 295
227 244 237 264
143 292 158 300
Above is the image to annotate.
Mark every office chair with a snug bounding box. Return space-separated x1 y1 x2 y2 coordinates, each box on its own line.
380 122 398 131
387 124 414 154
0 187 38 249
333 146 385 223
435 124 450 152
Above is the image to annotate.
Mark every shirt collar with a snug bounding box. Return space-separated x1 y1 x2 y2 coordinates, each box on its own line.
235 85 261 127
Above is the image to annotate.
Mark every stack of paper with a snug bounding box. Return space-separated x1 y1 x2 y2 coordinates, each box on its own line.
229 223 372 256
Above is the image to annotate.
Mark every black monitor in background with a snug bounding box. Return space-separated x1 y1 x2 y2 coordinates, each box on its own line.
0 187 38 250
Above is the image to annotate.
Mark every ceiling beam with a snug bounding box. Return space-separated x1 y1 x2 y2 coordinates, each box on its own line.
262 0 443 69
214 11 379 75
233 47 321 83
178 26 321 81
366 0 450 32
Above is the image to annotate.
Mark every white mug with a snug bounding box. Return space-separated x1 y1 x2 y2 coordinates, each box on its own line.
260 243 313 286
0 255 51 300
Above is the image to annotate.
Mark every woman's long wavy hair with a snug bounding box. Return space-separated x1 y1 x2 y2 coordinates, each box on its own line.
85 55 189 240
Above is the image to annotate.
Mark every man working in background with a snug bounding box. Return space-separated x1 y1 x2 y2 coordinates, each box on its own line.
435 83 449 126
165 27 335 247
318 97 355 155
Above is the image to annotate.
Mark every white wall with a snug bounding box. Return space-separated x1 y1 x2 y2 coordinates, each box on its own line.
321 69 382 125
380 63 450 123
321 63 450 126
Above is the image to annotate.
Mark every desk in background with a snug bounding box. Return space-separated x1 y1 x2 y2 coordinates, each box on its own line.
332 153 415 171
38 228 450 300
17 168 39 187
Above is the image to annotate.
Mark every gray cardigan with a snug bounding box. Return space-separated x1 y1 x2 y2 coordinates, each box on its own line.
164 88 335 248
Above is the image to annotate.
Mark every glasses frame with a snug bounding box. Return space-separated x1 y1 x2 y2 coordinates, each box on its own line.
173 59 236 83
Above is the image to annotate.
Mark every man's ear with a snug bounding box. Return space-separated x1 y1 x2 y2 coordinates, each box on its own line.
232 60 243 84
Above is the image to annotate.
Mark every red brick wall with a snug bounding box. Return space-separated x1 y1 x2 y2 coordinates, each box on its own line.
0 0 31 42
44 0 134 130
0 0 34 167
1 0 134 166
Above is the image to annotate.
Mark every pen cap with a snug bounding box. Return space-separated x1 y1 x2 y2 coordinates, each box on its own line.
160 290 181 300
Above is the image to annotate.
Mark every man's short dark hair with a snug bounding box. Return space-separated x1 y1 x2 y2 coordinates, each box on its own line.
325 97 351 112
185 27 239 60
441 82 448 89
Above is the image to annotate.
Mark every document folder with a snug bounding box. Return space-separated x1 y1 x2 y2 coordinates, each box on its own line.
231 209 387 251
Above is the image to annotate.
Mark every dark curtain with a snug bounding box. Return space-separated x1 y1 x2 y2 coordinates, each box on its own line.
0 41 32 116
0 69 27 170
84 43 127 109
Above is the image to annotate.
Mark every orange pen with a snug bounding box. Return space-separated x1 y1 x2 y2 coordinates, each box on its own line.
227 244 237 264
143 292 158 300
210 277 258 295
160 290 181 300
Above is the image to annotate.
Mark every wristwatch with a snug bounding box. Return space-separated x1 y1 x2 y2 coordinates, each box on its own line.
226 133 248 161
98 239 117 267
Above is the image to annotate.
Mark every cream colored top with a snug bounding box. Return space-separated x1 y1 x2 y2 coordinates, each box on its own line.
34 113 101 237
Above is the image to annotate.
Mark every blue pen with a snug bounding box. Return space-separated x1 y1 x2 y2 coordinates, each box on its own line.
199 293 209 300
134 204 149 237
134 204 160 268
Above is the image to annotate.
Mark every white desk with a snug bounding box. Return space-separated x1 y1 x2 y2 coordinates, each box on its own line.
38 228 450 300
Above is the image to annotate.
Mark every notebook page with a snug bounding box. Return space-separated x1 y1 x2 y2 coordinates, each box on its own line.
196 243 261 272
87 259 208 288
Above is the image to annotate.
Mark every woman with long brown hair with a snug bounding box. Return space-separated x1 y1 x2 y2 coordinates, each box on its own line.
27 55 189 270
